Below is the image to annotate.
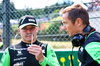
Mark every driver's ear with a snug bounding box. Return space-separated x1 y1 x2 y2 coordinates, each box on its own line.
75 18 83 27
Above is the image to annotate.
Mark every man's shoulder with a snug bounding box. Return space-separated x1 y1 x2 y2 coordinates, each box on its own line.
89 31 100 40
37 41 48 46
85 31 100 45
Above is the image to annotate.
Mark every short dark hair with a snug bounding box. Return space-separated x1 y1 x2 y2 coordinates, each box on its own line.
60 4 89 25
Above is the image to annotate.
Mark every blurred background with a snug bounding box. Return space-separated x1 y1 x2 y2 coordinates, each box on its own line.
0 0 100 50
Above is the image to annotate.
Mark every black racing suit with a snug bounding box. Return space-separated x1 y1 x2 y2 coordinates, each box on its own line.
78 29 100 66
0 40 60 66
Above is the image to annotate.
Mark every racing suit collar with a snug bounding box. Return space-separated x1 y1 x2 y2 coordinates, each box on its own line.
21 40 38 47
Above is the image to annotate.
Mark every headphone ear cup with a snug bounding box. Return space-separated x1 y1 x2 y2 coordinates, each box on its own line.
72 38 80 47
72 34 85 47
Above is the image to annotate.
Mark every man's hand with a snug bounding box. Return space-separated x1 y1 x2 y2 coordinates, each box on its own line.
27 45 44 63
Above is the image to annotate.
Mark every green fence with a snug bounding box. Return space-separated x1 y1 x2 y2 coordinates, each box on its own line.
0 51 79 66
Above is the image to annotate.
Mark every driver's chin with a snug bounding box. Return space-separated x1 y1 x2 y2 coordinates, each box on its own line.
26 40 32 43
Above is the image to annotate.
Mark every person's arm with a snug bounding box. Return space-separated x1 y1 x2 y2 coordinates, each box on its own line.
0 48 10 66
85 42 100 64
40 44 60 66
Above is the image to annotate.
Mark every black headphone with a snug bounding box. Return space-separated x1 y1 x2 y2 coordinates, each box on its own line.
72 25 91 47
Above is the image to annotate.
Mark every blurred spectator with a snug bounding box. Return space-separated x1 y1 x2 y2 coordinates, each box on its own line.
96 1 100 10
38 16 50 22
87 0 100 11
0 35 3 49
93 2 98 11
87 2 93 11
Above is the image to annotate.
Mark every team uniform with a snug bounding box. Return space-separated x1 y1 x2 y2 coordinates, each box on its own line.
78 28 100 66
0 40 60 66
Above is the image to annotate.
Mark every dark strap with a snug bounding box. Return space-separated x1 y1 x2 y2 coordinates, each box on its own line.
45 44 48 57
70 54 73 66
70 46 74 66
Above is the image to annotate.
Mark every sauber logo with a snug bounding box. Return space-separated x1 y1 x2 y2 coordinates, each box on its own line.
17 50 23 56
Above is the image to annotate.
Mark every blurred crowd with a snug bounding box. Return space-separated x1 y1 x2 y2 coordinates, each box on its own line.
87 0 100 11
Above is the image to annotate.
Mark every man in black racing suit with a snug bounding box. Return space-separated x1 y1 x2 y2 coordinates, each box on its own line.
0 15 60 66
